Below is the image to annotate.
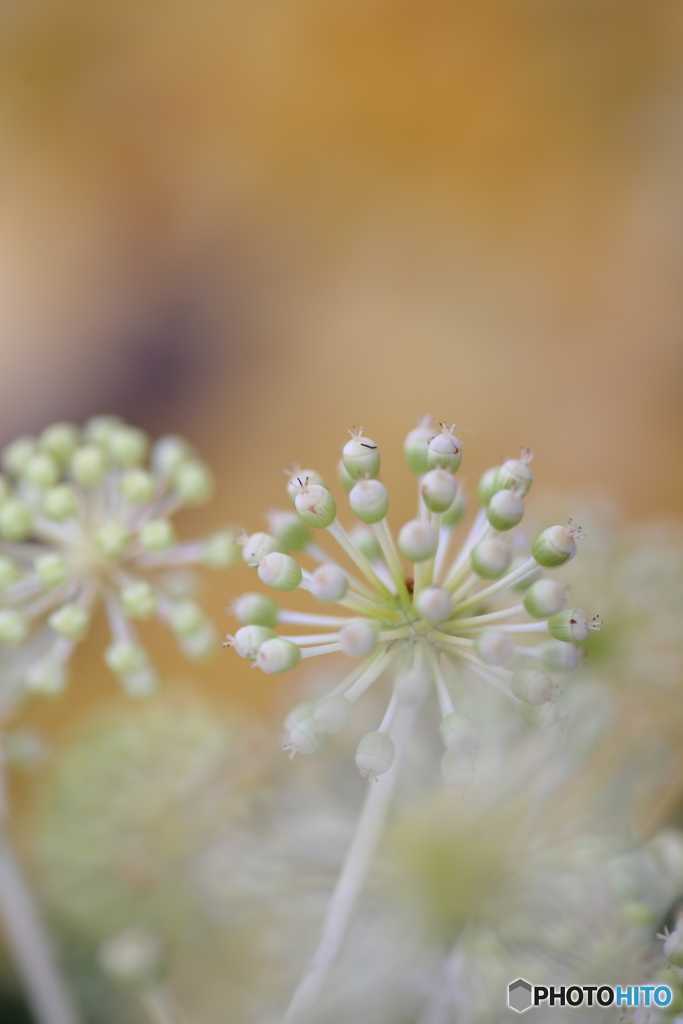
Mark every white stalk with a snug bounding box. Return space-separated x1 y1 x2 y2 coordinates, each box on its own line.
277 611 352 628
444 604 525 629
372 520 410 605
326 520 395 603
451 557 537 615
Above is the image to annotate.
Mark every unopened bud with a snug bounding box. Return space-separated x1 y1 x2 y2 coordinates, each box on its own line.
441 751 475 789
415 586 451 623
120 580 157 619
664 929 683 968
356 731 395 778
84 416 123 446
95 522 129 559
0 499 32 540
105 425 149 468
229 625 276 659
421 469 457 513
35 553 68 590
349 479 388 524
439 713 478 755
257 552 303 591
342 428 380 480
120 469 156 504
0 557 20 591
166 599 204 636
0 609 29 645
441 484 467 526
71 444 108 486
202 529 241 568
494 448 534 497
427 423 462 472
314 695 352 733
49 603 89 641
22 452 59 490
173 460 214 505
179 622 216 660
398 520 438 562
295 484 337 529
105 640 148 676
241 532 282 567
25 657 67 695
138 518 175 552
532 524 580 567
310 563 348 601
43 484 79 521
336 458 355 493
267 509 311 552
477 467 500 506
487 489 524 531
288 715 329 754
548 609 601 643
475 630 513 665
350 523 382 561
152 435 193 479
395 667 431 706
539 639 580 672
256 637 301 673
2 436 36 476
339 619 378 656
234 592 279 627
39 423 80 464
511 668 554 705
98 927 163 990
283 700 316 735
471 537 511 579
523 579 566 618
404 416 434 474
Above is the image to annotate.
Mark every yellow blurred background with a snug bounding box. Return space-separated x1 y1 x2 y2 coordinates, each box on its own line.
0 0 681 733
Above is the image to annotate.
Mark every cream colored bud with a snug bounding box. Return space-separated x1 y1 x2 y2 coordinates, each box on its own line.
284 700 316 735
167 599 204 636
173 460 214 505
441 751 475 789
395 667 431 707
523 579 566 618
84 415 123 445
415 586 451 623
339 619 378 656
314 695 352 733
241 532 282 567
0 609 29 645
310 563 348 602
230 625 276 659
295 484 337 528
439 713 479 755
441 484 467 526
349 479 388 524
22 452 59 490
202 529 241 568
120 580 157 619
152 435 193 479
2 436 37 476
234 592 279 627
49 603 89 641
487 488 524 531
285 468 326 504
289 715 329 754
35 553 68 590
95 521 129 559
471 537 511 579
105 425 149 468
539 639 580 672
495 449 534 497
0 499 32 540
257 552 303 591
256 637 301 673
427 423 462 472
356 731 395 778
71 444 108 486
475 630 513 665
404 417 434 474
511 668 554 705
268 509 311 552
39 422 80 463
548 609 601 643
532 524 579 567
105 640 149 676
477 466 500 506
43 484 79 521
120 468 156 504
138 518 176 551
342 429 380 480
398 520 438 562
421 468 457 513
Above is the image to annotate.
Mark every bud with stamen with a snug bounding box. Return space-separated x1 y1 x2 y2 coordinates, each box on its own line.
343 427 380 480
227 625 276 659
241 532 282 567
495 448 534 496
548 609 602 643
288 715 329 755
427 423 462 472
295 484 337 529
532 523 582 567
314 695 353 733
285 465 326 504
356 731 395 778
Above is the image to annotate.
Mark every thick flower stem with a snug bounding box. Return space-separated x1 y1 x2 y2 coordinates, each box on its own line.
281 704 416 1024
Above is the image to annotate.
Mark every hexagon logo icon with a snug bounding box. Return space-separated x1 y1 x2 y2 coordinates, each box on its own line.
508 978 533 1013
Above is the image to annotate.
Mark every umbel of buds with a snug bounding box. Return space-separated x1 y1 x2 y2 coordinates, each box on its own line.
0 417 239 698
225 419 601 789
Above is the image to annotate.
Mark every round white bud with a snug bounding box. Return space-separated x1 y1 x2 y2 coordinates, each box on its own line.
105 640 149 677
49 603 89 641
25 657 67 695
234 592 279 627
398 520 438 562
257 552 302 591
138 518 176 551
523 579 567 618
0 610 29 645
495 449 534 496
167 599 204 636
286 469 326 504
35 553 68 590
349 479 388 524
120 468 156 504
404 418 434 474
356 731 395 778
520 701 560 729
442 484 467 526
471 537 511 579
342 430 380 480
487 489 524 531
2 436 37 476
395 667 431 707
152 435 193 479
39 423 80 464
420 469 457 513
84 416 123 445
427 424 462 472
105 425 149 468
95 521 129 559
98 927 163 990
539 639 580 672
173 460 214 505
0 500 32 541
511 668 554 705
295 484 337 529
202 530 241 568
475 630 513 665
415 586 452 624
71 444 108 486
314 695 352 733
230 625 276 659
289 715 329 755
339 619 378 656
43 484 79 521
439 713 478 756
256 637 301 673
441 751 475 789
120 580 157 619
532 525 578 567
350 523 382 561
267 510 311 552
241 532 282 567
283 700 316 735
310 563 348 602
477 466 500 506
22 452 59 490
548 609 601 643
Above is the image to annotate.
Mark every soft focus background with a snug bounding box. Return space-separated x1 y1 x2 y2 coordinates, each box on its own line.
0 1 682 1020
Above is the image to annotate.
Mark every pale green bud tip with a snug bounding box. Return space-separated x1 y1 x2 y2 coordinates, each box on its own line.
21 452 59 490
355 731 395 778
548 609 602 643
71 444 108 486
284 700 316 735
520 701 559 729
487 488 524 531
395 667 431 707
104 425 149 467
475 630 513 665
39 422 80 463
49 603 89 640
477 466 500 506
257 552 302 591
421 468 457 513
532 522 582 567
95 521 129 559
120 580 157 619
511 668 554 705
339 619 377 656
173 460 213 505
310 563 347 601
287 715 329 755
441 751 475 789
225 625 276 659
84 415 124 445
167 599 204 636
138 518 176 551
471 537 511 579
539 639 580 672
25 657 67 695
427 422 462 472
494 448 534 496
120 468 156 504
202 529 241 568
0 609 29 645
105 640 149 676
439 713 478 755
152 435 193 478
98 927 164 989
342 426 380 480
415 586 451 624
234 592 279 627
314 695 352 733
0 499 32 540
266 509 311 552
404 415 434 474
285 464 326 504
398 519 438 562
349 478 388 524
241 531 282 567
35 553 68 590
2 436 36 475
523 579 566 618
43 484 79 521
336 458 355 493
350 523 382 561
294 482 337 529
256 637 301 673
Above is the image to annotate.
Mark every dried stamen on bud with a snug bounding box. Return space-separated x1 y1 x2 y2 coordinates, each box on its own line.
427 422 462 472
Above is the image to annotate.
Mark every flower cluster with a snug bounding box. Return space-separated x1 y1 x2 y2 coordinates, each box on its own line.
0 417 239 697
225 418 602 787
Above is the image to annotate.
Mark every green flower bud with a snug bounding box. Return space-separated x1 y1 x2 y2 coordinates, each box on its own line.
98 927 164 990
294 484 337 529
21 452 59 490
441 751 475 789
509 553 542 591
120 468 156 504
486 489 524 531
257 551 302 591
267 509 311 552
349 479 388 524
234 592 279 627
2 436 36 476
314 695 352 733
404 416 434 474
310 563 348 601
520 701 559 729
166 599 204 636
415 586 452 623
439 713 478 755
339 619 377 656
0 557 20 591
420 468 457 513
39 422 80 463
511 668 554 705
531 524 580 567
49 603 89 640
0 499 32 540
95 521 129 559
548 609 601 643
105 425 149 468
120 666 159 698
477 466 500 506
471 537 511 579
288 715 329 754
0 609 29 645
336 458 355 493
173 460 214 505
350 523 382 561
356 731 395 778
475 630 513 665
179 621 216 660
539 639 580 672
138 518 176 551
202 529 241 568
71 444 108 486
398 519 438 562
229 625 276 659
523 579 566 618
152 435 193 479
427 423 461 472
256 637 301 674
395 667 431 707
285 467 326 504
441 484 467 526
105 640 149 676
120 580 157 619
43 484 79 521
25 657 67 695
284 700 316 734
342 428 380 480
241 532 282 567
494 448 534 497
84 415 123 445
35 552 68 590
